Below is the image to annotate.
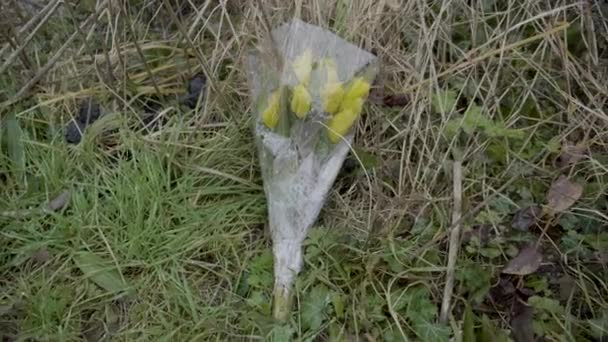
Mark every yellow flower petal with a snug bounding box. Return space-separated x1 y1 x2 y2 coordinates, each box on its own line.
322 82 345 114
292 49 313 85
327 108 359 143
291 84 311 118
321 58 340 84
339 97 363 116
344 77 371 101
262 90 280 129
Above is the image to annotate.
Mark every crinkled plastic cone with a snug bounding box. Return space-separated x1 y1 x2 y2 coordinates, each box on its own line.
272 239 302 320
246 18 378 320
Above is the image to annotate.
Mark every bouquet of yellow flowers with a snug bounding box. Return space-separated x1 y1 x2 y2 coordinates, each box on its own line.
247 18 378 320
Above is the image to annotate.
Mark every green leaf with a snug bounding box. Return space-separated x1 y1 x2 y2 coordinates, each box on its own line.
484 123 524 139
443 117 463 139
456 260 493 303
301 285 331 331
269 323 294 341
401 286 451 340
328 322 345 342
463 105 490 133
74 252 131 295
588 310 608 339
4 112 25 184
247 249 273 288
479 315 510 342
331 292 345 319
413 319 451 342
432 89 458 113
353 147 380 170
247 291 271 315
529 296 564 315
406 286 436 323
463 305 476 342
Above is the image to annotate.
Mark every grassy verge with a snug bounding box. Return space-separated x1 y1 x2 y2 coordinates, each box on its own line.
1 0 607 340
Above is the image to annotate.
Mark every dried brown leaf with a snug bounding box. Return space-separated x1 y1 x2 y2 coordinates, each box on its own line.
46 191 71 212
383 94 409 107
511 297 534 342
31 248 51 265
502 245 542 276
511 205 542 231
556 142 586 168
546 176 583 213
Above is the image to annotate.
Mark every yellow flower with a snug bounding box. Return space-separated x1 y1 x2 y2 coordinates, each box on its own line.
292 49 313 85
327 108 359 143
322 82 345 114
291 84 311 118
340 97 363 117
262 90 281 129
343 77 371 102
321 59 345 114
322 58 340 84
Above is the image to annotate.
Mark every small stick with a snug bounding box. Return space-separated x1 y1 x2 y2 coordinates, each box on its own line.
440 160 463 324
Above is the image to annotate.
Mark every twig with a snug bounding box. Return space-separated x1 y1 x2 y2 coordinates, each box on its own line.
440 160 463 324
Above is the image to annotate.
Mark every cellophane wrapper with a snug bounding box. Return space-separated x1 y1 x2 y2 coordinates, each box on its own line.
246 18 378 319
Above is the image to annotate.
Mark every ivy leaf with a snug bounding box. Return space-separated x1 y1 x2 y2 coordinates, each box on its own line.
301 285 332 331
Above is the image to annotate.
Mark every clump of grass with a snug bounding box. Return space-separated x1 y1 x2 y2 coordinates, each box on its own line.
1 0 607 340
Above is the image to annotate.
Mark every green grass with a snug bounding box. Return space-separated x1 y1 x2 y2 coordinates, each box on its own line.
2 0 608 341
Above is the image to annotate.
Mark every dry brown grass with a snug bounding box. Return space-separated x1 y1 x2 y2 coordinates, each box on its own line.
1 0 607 340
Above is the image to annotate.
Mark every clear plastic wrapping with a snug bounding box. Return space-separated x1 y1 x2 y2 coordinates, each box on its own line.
246 18 378 319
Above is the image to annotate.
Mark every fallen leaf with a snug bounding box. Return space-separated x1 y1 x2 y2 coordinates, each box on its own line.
461 224 494 245
502 245 542 276
546 175 583 213
181 74 207 109
74 252 131 295
31 248 51 265
65 120 86 144
77 98 102 125
510 297 534 342
558 275 576 301
46 191 71 212
383 94 409 107
556 142 586 168
511 206 542 231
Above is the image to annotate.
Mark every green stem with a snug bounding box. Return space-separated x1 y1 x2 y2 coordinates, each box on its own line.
273 286 293 321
